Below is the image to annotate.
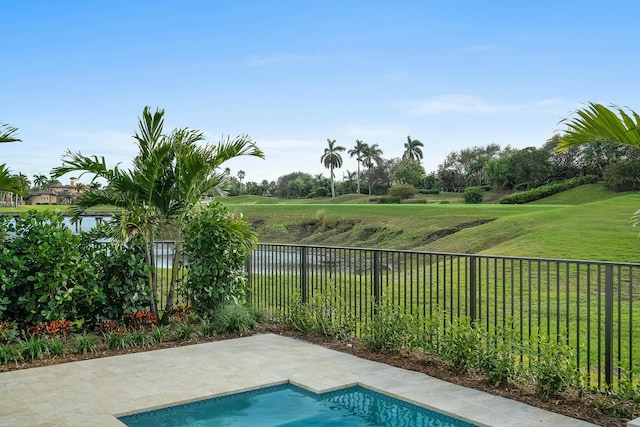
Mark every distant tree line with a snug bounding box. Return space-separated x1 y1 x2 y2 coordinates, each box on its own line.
226 132 640 199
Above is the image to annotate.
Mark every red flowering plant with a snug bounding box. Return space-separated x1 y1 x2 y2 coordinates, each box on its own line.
27 320 72 338
167 304 192 322
123 310 157 331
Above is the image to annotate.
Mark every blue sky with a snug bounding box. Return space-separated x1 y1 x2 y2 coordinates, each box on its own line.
2 1 639 185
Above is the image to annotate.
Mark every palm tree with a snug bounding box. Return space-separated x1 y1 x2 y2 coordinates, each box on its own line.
348 139 367 194
32 174 48 190
361 143 384 195
52 106 264 323
320 138 346 198
403 135 424 161
558 102 640 225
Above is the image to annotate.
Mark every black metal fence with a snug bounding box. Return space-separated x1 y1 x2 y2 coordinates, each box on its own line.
246 243 640 392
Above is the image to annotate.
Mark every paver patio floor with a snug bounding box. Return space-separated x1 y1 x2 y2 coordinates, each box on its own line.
0 333 598 426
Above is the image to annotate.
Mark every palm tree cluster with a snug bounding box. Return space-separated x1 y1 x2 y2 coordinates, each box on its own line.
52 107 264 323
0 122 22 196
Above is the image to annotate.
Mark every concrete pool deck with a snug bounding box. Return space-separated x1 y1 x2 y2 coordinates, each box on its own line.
0 333 599 426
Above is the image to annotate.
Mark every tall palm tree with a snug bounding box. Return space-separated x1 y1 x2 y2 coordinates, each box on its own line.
52 106 264 323
320 138 346 198
403 135 424 161
348 139 367 194
361 143 384 195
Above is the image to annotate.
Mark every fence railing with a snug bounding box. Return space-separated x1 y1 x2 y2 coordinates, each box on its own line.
245 243 640 392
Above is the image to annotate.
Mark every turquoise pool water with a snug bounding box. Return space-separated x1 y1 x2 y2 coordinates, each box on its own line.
119 383 478 427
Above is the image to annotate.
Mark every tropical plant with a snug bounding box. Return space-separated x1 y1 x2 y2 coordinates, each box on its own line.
0 122 20 144
51 107 264 323
182 202 257 317
348 139 367 194
403 135 424 161
0 122 21 195
320 139 345 198
361 143 384 195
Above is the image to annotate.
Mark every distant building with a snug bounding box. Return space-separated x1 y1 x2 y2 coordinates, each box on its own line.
26 178 87 205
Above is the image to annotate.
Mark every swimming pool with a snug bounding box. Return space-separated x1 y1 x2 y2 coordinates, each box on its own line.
119 383 478 427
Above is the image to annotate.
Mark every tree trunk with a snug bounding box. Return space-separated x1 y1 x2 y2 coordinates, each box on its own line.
160 239 182 325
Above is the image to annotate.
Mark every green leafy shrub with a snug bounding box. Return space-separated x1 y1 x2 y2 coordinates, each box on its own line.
369 196 401 204
480 323 522 384
183 202 257 318
0 210 105 326
361 304 417 352
281 291 356 340
532 334 579 397
463 186 484 204
440 317 483 374
604 159 640 191
20 336 50 360
389 184 418 200
104 332 131 350
151 326 169 343
173 323 198 341
499 176 598 204
418 188 440 195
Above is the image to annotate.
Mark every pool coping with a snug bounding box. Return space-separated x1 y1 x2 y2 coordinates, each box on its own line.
0 333 599 426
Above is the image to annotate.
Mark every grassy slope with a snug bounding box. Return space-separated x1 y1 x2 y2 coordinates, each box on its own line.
225 186 640 263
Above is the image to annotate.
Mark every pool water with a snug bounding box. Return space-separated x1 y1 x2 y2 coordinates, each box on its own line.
118 383 477 427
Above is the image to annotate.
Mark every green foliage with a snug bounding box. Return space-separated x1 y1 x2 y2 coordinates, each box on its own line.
480 323 522 384
151 326 169 343
604 159 640 191
128 330 151 347
315 187 329 197
0 343 22 364
20 336 50 360
200 320 218 337
46 337 64 356
281 291 356 340
104 332 132 350
361 304 418 352
211 303 260 334
388 184 417 200
0 211 151 329
173 323 198 341
419 188 440 195
183 202 257 317
439 317 483 374
369 196 401 204
393 157 425 187
74 333 100 354
0 210 105 326
532 334 579 397
499 176 599 204
463 186 484 204
81 230 151 321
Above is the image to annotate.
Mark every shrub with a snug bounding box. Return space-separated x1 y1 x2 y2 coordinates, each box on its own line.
604 159 640 191
0 210 105 326
173 323 198 341
532 334 579 397
499 176 599 204
418 188 440 195
20 336 50 360
361 304 417 352
212 303 259 334
388 184 417 200
315 187 329 197
463 186 484 204
439 317 483 374
0 344 22 364
151 326 169 343
281 291 356 340
479 323 522 384
183 202 257 317
370 196 401 204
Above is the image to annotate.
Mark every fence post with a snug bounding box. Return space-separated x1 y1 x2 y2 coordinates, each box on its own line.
373 250 382 311
605 264 614 386
244 254 252 304
300 246 308 304
469 255 477 325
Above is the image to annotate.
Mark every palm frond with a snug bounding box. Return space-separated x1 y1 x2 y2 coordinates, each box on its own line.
0 123 21 143
557 103 640 151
